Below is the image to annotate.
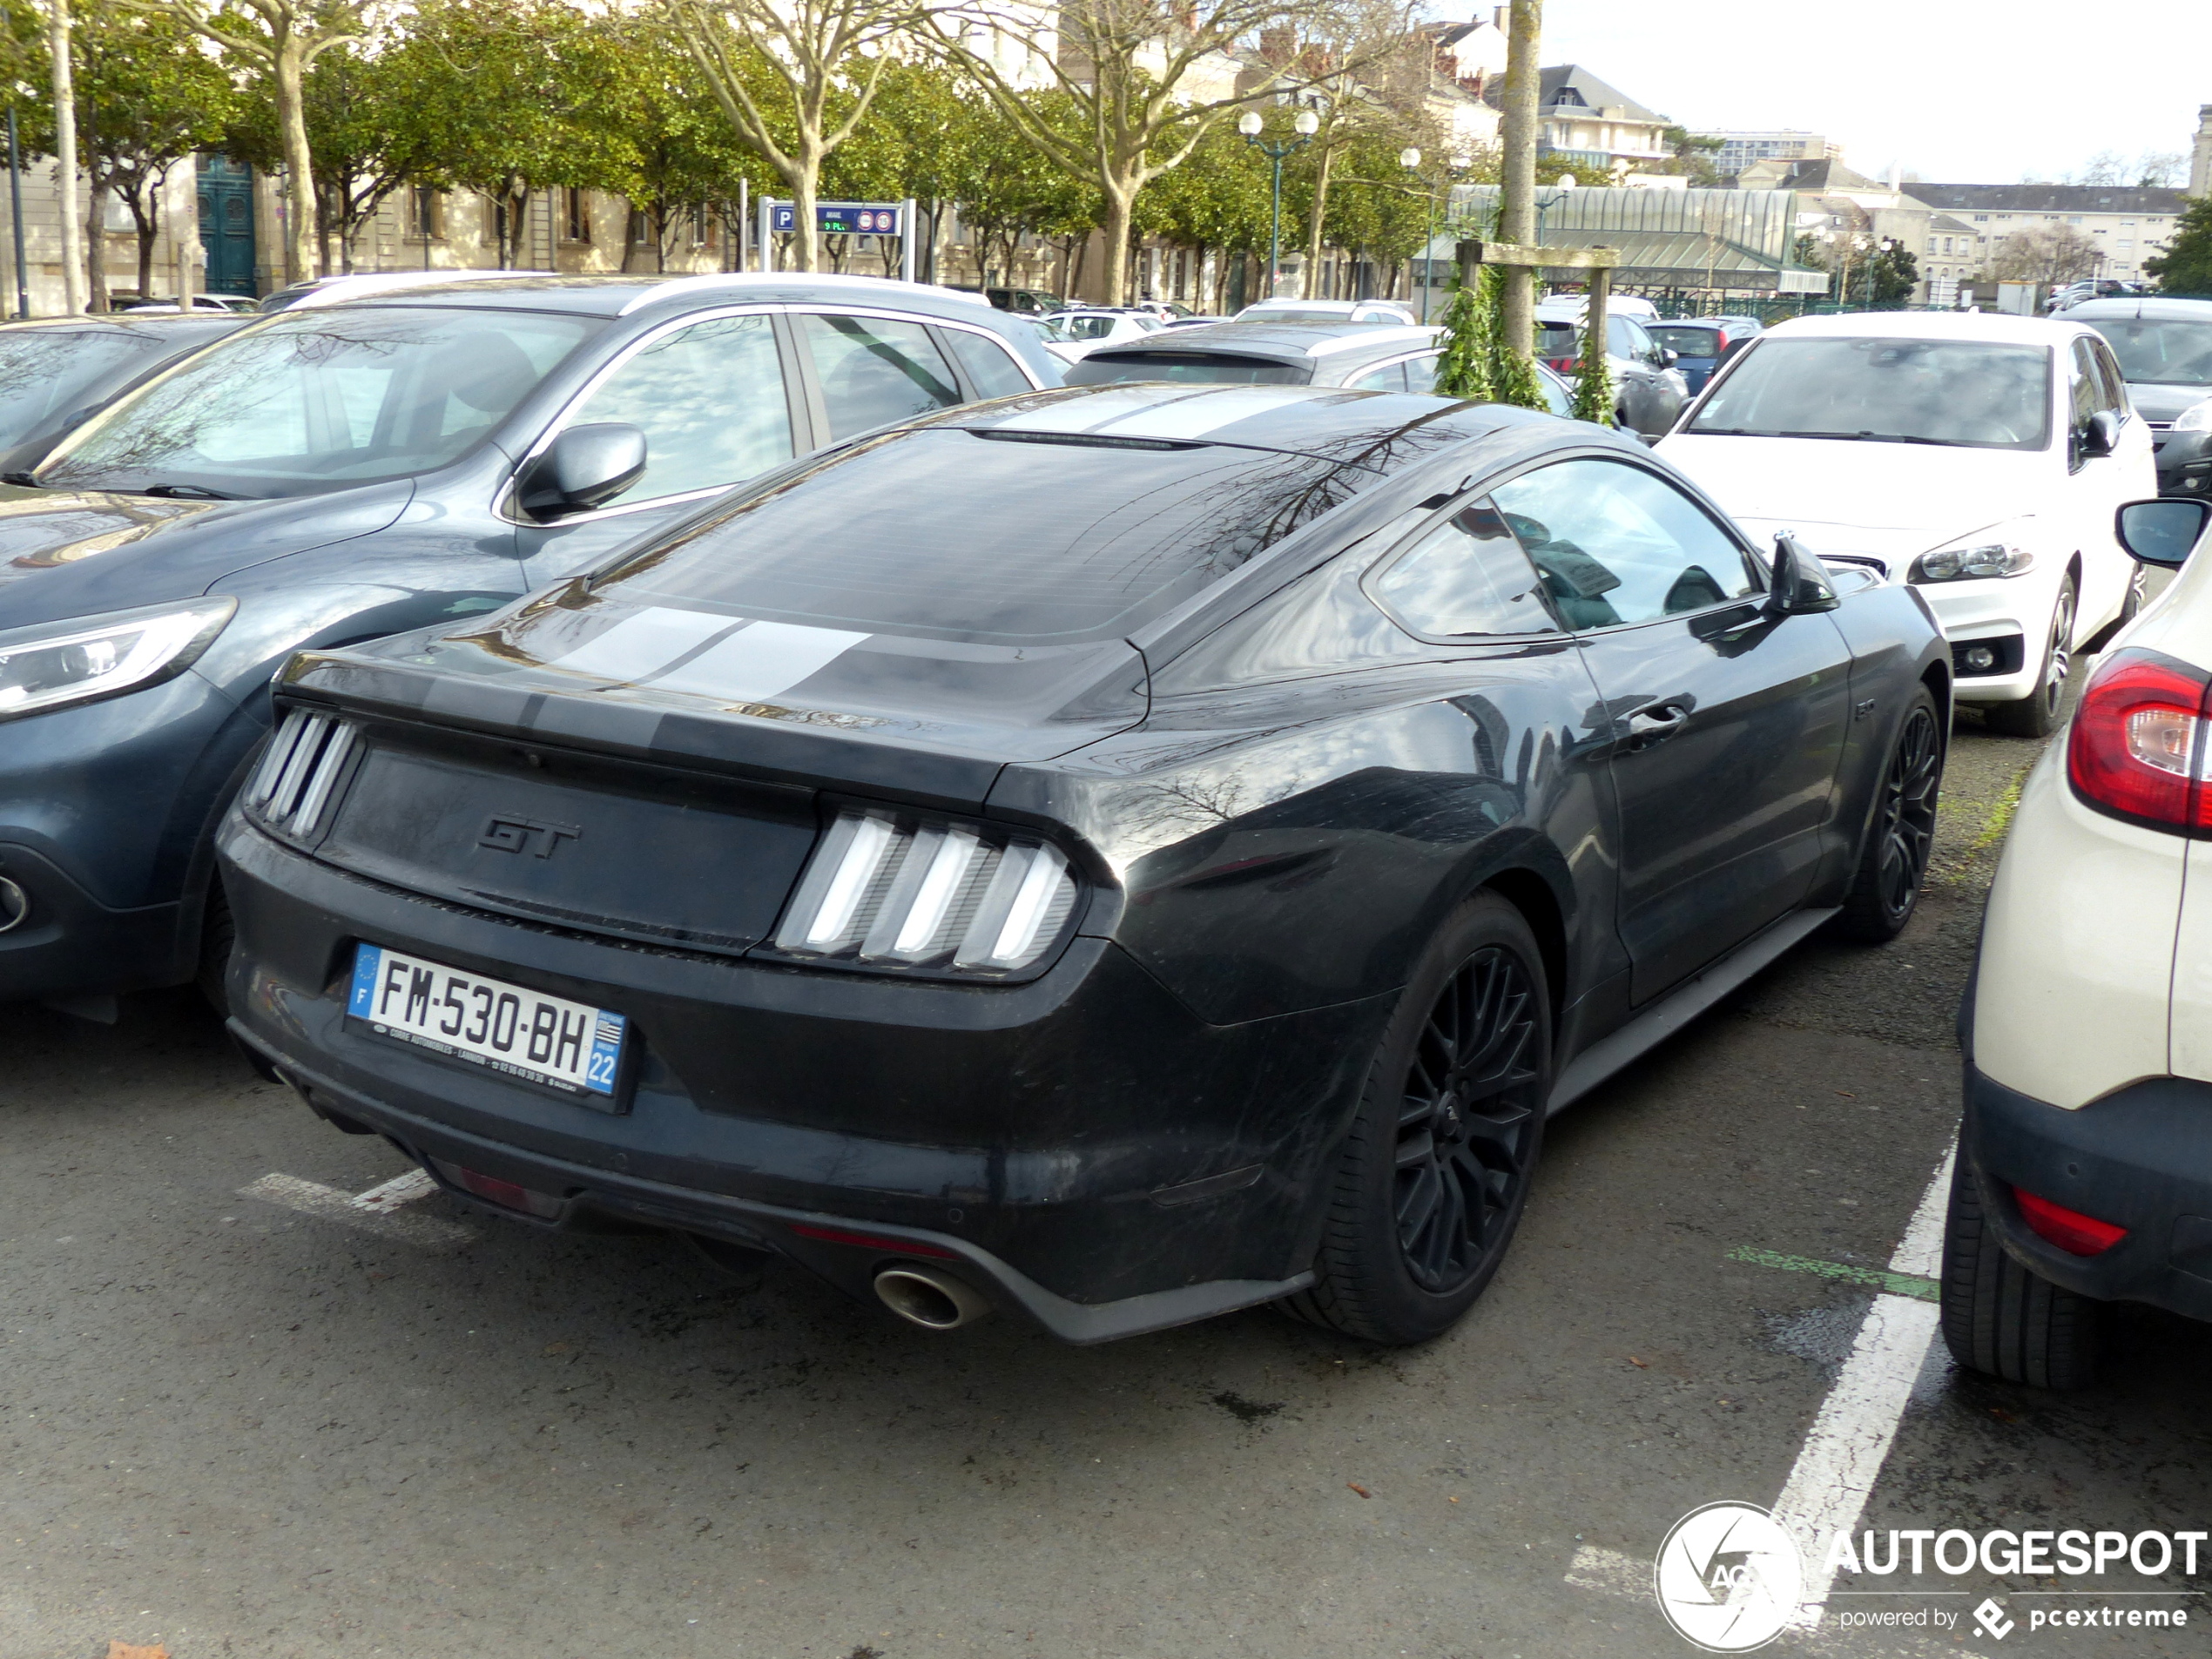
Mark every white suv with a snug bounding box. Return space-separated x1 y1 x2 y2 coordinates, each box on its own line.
1951 496 2212 1386
1660 313 2155 736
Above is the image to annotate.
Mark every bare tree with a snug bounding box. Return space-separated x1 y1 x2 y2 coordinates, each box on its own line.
120 0 372 284
931 0 1408 306
661 0 925 273
1992 223 2105 287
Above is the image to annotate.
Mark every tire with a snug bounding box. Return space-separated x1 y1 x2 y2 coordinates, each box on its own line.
2081 562 2146 656
1282 894 1551 1345
1939 1160 2101 1390
195 878 235 1015
1984 574 2077 738
1834 690 1942 943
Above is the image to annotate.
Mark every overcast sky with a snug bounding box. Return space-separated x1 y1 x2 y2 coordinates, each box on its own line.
1530 1 2210 185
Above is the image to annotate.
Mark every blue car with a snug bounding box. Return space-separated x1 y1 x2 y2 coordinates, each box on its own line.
1646 319 1760 397
0 273 1055 1016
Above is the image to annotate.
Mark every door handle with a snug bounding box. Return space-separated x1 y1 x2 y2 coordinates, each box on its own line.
1624 702 1690 747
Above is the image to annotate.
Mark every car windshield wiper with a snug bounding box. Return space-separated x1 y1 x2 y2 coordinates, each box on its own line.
1 470 38 487
139 482 240 500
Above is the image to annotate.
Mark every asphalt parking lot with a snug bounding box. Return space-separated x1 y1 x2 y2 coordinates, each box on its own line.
4 689 2208 1659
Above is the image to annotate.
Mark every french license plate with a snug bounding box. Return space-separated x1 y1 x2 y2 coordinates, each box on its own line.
347 942 625 1100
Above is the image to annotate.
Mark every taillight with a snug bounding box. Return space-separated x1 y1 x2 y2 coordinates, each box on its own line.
2066 648 2212 833
769 806 1081 977
1714 330 1730 354
2013 1187 2128 1256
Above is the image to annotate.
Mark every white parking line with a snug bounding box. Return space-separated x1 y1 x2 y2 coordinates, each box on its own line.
1562 1145 1964 1651
1774 1143 1955 1623
240 1170 475 1251
349 1167 440 1212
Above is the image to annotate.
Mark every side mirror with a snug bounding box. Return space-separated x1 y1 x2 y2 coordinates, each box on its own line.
1766 532 1839 616
2115 497 2211 567
515 422 647 521
1662 347 1680 368
2082 408 2121 458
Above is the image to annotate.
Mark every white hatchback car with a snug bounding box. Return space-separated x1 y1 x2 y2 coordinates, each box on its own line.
1035 308 1163 366
1951 496 2212 1386
1659 313 2155 736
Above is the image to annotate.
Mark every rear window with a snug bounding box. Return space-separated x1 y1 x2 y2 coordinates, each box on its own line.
1063 353 1307 387
581 427 1362 644
1649 325 1721 356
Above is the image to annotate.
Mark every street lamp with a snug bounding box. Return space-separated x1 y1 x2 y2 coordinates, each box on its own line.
1399 146 1471 323
1241 106 1319 299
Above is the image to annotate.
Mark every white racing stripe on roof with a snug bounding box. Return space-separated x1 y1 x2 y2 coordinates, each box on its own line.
982 384 1217 435
1083 385 1328 442
550 605 740 682
644 619 872 703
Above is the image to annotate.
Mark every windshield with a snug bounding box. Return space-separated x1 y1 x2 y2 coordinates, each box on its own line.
37 307 598 497
2082 318 2212 386
1039 314 1130 342
1686 336 2052 451
1063 354 1307 387
1649 325 1722 357
0 329 175 449
557 427 1362 645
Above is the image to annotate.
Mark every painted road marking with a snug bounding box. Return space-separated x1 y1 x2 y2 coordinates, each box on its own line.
349 1167 440 1212
1773 1143 1955 1627
240 1171 475 1251
1727 1246 1939 1303
1561 1145 1963 1650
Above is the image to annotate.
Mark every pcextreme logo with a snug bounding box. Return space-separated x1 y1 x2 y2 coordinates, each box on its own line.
1654 1502 1804 1653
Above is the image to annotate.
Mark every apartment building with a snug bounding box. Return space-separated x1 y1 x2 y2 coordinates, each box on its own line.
1901 184 2188 284
1501 65 1675 178
1696 130 1838 184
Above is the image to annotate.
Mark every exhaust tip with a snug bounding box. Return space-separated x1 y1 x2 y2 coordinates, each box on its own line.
0 875 27 934
874 1264 993 1331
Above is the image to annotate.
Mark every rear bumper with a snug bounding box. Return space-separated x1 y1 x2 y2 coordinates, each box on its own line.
219 814 1392 1339
1963 1062 2212 1324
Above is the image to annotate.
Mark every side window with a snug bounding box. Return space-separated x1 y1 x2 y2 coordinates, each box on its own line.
1347 361 1408 393
563 314 792 506
2088 338 2130 416
1402 354 1438 395
1607 316 1634 359
2069 339 2102 424
1490 458 1761 631
1623 319 1658 363
801 314 963 441
1369 497 1560 637
941 327 1035 399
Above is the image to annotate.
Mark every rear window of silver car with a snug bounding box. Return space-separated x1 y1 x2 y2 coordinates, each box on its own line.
1063 353 1307 387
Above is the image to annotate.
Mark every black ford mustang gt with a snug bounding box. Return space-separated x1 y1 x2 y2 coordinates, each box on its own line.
219 383 1949 1346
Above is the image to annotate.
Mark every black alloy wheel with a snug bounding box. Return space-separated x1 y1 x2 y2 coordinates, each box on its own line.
1284 894 1552 1345
1838 688 1944 942
1393 947 1543 1291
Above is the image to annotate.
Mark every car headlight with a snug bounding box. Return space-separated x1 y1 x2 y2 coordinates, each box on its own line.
2173 398 2212 435
1908 543 2034 583
0 597 235 722
767 805 1082 979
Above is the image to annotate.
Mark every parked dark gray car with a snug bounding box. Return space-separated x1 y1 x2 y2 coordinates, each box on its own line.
2071 296 2212 496
0 273 1055 1015
0 314 248 474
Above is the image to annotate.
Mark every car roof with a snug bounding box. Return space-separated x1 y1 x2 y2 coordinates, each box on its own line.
1084 321 1438 367
0 313 248 337
2067 296 2212 322
923 381 1536 469
1757 311 2085 347
298 271 1001 326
